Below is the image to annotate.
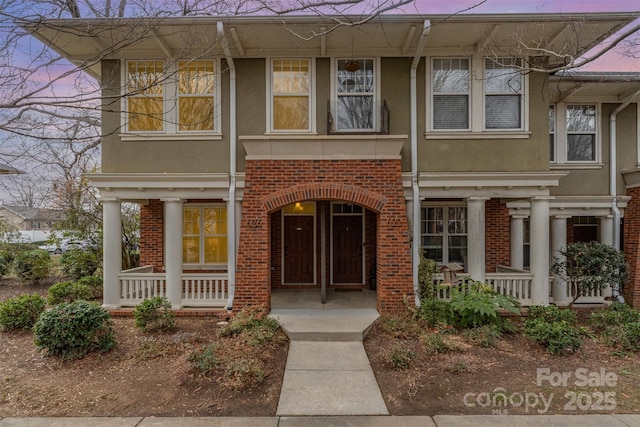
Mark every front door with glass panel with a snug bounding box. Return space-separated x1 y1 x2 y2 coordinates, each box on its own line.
332 206 364 284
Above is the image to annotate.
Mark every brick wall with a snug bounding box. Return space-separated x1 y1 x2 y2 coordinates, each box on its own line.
234 159 412 314
485 199 510 272
624 187 640 308
140 200 164 272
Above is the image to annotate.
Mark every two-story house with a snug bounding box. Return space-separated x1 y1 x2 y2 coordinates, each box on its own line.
27 12 640 313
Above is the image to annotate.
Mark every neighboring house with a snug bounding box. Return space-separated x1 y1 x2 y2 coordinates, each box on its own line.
27 12 640 313
0 205 64 232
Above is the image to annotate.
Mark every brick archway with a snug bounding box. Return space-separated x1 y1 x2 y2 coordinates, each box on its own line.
234 159 413 314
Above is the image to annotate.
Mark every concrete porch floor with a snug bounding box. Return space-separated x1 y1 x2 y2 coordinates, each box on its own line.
271 288 377 310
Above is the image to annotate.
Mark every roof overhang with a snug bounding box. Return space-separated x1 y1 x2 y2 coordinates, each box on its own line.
23 12 638 79
549 72 640 103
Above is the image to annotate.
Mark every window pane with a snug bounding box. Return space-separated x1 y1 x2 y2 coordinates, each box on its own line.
433 58 469 92
549 106 555 132
549 134 555 162
568 134 595 161
485 95 521 129
337 95 373 130
274 96 309 130
178 60 215 94
128 97 163 131
179 97 214 131
567 105 595 132
434 95 469 129
422 236 443 262
127 61 163 95
448 236 467 264
337 59 374 93
204 236 228 264
183 236 199 263
448 207 467 234
484 58 521 93
273 59 309 94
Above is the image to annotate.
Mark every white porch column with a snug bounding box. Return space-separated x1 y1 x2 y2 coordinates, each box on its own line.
600 215 614 297
467 197 488 282
530 197 551 305
163 197 183 309
551 215 571 305
102 198 122 309
510 216 525 271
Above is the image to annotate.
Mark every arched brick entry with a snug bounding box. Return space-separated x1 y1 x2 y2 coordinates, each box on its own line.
234 159 413 314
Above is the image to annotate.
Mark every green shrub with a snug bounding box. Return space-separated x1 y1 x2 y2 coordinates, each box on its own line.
33 301 116 360
133 296 175 332
60 249 100 281
386 345 415 369
0 294 46 331
47 280 94 305
421 332 461 355
416 298 453 326
187 343 218 375
448 281 520 332
13 250 52 284
0 250 14 278
76 276 103 298
225 357 265 388
590 303 640 352
462 324 502 348
524 306 586 354
220 306 280 345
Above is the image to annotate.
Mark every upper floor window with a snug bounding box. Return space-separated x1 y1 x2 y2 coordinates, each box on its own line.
550 103 599 164
126 60 164 132
271 59 311 132
336 58 375 131
484 58 522 129
178 60 216 131
125 59 219 134
432 58 470 130
566 104 597 162
183 205 227 265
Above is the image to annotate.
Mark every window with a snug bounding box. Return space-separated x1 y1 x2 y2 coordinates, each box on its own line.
183 206 227 265
271 59 310 131
336 58 375 131
178 60 216 131
550 104 599 164
549 105 555 162
125 59 218 134
432 58 470 130
566 105 596 162
484 58 522 129
126 61 164 131
420 206 467 266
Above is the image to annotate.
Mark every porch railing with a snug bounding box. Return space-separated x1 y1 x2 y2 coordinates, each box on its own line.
435 272 533 306
118 266 228 307
565 279 608 303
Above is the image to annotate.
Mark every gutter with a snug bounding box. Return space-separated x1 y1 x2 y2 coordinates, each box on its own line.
609 86 640 301
217 22 237 310
411 20 430 306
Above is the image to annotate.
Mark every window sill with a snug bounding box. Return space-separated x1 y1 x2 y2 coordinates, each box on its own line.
550 163 603 170
182 264 228 271
120 133 223 142
425 131 531 140
264 131 318 136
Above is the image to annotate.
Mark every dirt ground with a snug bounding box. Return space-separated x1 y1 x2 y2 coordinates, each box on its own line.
1 278 640 416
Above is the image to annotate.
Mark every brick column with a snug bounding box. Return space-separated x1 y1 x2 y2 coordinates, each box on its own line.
623 187 640 307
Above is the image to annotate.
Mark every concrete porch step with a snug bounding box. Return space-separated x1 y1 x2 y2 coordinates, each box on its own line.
269 309 380 342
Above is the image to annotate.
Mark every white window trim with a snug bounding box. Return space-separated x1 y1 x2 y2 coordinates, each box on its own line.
420 202 468 267
425 55 530 138
266 58 316 134
482 57 527 132
330 57 381 133
122 58 221 136
551 103 601 165
182 203 228 269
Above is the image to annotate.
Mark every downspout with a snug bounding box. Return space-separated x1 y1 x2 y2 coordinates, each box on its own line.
609 87 640 302
218 22 237 310
411 20 430 306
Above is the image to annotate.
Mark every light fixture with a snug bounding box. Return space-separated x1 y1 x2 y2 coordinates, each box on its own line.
345 38 360 73
294 202 304 212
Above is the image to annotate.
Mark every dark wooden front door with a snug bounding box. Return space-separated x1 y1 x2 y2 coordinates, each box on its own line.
284 216 314 283
333 216 363 283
